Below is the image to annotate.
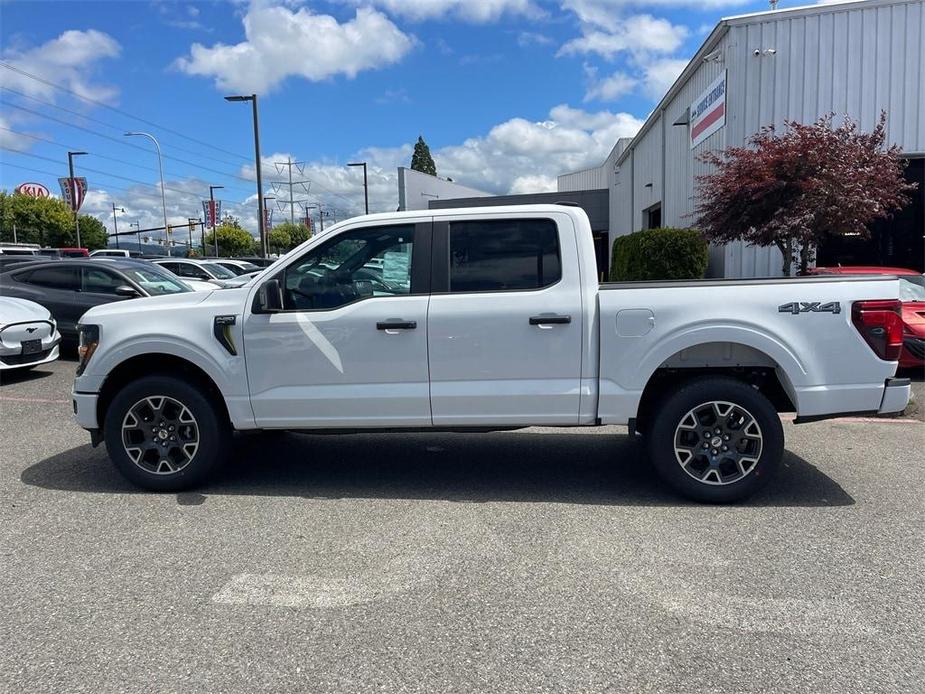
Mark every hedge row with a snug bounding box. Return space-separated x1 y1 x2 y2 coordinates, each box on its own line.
609 227 709 281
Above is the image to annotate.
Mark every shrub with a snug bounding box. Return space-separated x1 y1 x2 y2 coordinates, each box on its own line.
609 227 709 282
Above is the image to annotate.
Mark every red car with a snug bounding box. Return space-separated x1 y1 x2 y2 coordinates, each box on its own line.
806 266 925 369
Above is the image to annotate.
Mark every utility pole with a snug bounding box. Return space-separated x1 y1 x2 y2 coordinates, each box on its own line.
273 157 311 226
111 203 124 249
67 150 87 248
348 162 369 215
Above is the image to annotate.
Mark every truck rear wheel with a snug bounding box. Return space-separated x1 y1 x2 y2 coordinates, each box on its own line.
103 374 229 491
647 376 783 503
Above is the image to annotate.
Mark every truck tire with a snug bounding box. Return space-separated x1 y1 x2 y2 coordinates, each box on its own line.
647 376 783 503
103 374 230 491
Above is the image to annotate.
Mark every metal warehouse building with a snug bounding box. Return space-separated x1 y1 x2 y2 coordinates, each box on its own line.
559 0 925 277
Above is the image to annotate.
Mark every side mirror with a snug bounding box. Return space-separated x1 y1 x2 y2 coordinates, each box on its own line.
115 285 139 297
254 278 283 313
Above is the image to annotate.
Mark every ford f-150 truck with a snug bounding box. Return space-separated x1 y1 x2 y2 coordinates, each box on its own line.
72 205 911 502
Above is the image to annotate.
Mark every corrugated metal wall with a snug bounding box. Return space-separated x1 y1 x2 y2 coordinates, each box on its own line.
610 0 924 278
558 167 607 191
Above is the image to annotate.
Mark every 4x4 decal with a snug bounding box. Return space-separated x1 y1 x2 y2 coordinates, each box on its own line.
778 301 841 315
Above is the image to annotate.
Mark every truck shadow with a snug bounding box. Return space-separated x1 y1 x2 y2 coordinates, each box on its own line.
21 430 854 507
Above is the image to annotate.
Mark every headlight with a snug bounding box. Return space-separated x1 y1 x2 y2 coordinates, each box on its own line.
76 324 99 376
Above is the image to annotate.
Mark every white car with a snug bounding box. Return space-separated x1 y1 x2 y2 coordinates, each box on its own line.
73 205 911 502
210 259 261 276
0 297 61 371
151 259 237 287
89 249 140 258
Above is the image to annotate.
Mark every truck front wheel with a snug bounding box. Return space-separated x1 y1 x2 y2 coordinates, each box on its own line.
103 374 229 491
647 376 783 503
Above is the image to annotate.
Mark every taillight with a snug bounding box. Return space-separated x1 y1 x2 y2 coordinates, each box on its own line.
851 300 903 361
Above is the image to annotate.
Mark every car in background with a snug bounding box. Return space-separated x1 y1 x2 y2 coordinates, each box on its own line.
39 248 89 258
229 256 275 268
0 244 40 256
151 258 237 286
209 259 261 276
0 259 194 342
89 249 141 258
220 269 262 288
0 296 61 371
806 266 925 368
0 256 42 272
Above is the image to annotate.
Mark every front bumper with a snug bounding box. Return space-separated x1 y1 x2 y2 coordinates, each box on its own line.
878 377 911 415
73 390 100 430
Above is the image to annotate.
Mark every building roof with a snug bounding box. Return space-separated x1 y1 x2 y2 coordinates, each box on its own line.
608 0 916 169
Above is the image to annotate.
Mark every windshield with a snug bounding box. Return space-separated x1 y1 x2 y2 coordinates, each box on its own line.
202 262 236 279
898 275 925 302
125 267 191 296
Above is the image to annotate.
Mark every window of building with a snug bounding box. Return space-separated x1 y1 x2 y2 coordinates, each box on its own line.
448 219 561 293
644 203 662 229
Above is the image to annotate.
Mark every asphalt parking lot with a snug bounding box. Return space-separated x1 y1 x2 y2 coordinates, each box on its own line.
1 358 923 693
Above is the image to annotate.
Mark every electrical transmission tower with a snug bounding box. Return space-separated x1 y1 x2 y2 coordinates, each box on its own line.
272 157 312 225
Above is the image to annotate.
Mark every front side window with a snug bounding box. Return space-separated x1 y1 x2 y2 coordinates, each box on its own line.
283 225 414 310
125 268 190 296
449 219 561 292
202 262 236 279
175 262 210 280
81 268 123 295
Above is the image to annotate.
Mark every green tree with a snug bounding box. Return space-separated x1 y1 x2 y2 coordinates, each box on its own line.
272 221 311 250
268 226 291 254
0 191 72 246
73 214 108 250
204 224 257 257
410 135 437 176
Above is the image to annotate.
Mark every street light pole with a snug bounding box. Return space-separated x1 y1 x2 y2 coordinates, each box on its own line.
348 162 369 215
130 221 140 250
124 132 171 256
209 185 223 257
225 94 266 258
111 203 124 249
67 151 87 248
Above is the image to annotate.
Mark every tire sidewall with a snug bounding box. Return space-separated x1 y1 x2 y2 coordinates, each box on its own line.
647 377 784 503
104 374 227 491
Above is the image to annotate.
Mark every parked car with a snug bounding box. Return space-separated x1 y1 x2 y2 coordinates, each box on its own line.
72 205 910 501
89 249 141 258
0 244 39 256
0 259 194 342
220 270 262 288
0 297 61 371
151 258 237 286
230 256 275 268
0 256 42 272
39 248 90 258
210 259 261 276
806 266 925 368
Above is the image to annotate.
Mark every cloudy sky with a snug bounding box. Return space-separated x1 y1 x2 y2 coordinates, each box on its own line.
0 0 788 240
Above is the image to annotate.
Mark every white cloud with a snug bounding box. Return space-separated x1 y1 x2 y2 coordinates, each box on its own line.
83 105 642 239
642 57 688 98
558 14 688 60
563 0 748 31
583 68 637 102
343 0 540 22
517 31 555 47
0 29 121 103
175 6 415 93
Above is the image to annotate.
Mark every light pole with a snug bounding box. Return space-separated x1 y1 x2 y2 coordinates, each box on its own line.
225 94 266 258
124 132 170 256
67 151 87 248
263 195 276 254
129 221 140 250
111 203 124 249
348 162 369 215
209 185 223 257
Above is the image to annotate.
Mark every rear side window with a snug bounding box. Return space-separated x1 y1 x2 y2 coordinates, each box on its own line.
19 266 79 290
448 219 561 292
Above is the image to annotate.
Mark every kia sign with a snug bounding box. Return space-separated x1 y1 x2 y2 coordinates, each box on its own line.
690 71 726 149
15 182 51 198
58 177 88 212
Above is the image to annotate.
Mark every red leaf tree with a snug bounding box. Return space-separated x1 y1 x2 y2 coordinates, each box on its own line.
694 112 916 275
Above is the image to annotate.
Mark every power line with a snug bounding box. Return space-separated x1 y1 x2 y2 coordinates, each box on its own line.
0 60 252 162
0 85 251 170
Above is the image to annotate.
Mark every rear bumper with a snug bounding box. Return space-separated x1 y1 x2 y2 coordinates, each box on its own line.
878 377 911 415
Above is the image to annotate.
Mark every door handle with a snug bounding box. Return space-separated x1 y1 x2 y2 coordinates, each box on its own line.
376 320 417 330
529 315 571 326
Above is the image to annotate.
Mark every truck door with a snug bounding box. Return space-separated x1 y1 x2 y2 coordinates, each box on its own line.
427 214 583 426
242 220 433 428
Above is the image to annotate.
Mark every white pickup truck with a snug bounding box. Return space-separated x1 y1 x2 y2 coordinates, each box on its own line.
72 205 911 502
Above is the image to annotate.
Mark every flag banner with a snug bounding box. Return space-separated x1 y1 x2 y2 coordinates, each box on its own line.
202 200 222 227
58 177 88 211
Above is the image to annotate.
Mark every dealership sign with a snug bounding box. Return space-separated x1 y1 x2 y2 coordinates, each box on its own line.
15 182 51 198
202 199 222 227
690 71 726 149
58 177 88 212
